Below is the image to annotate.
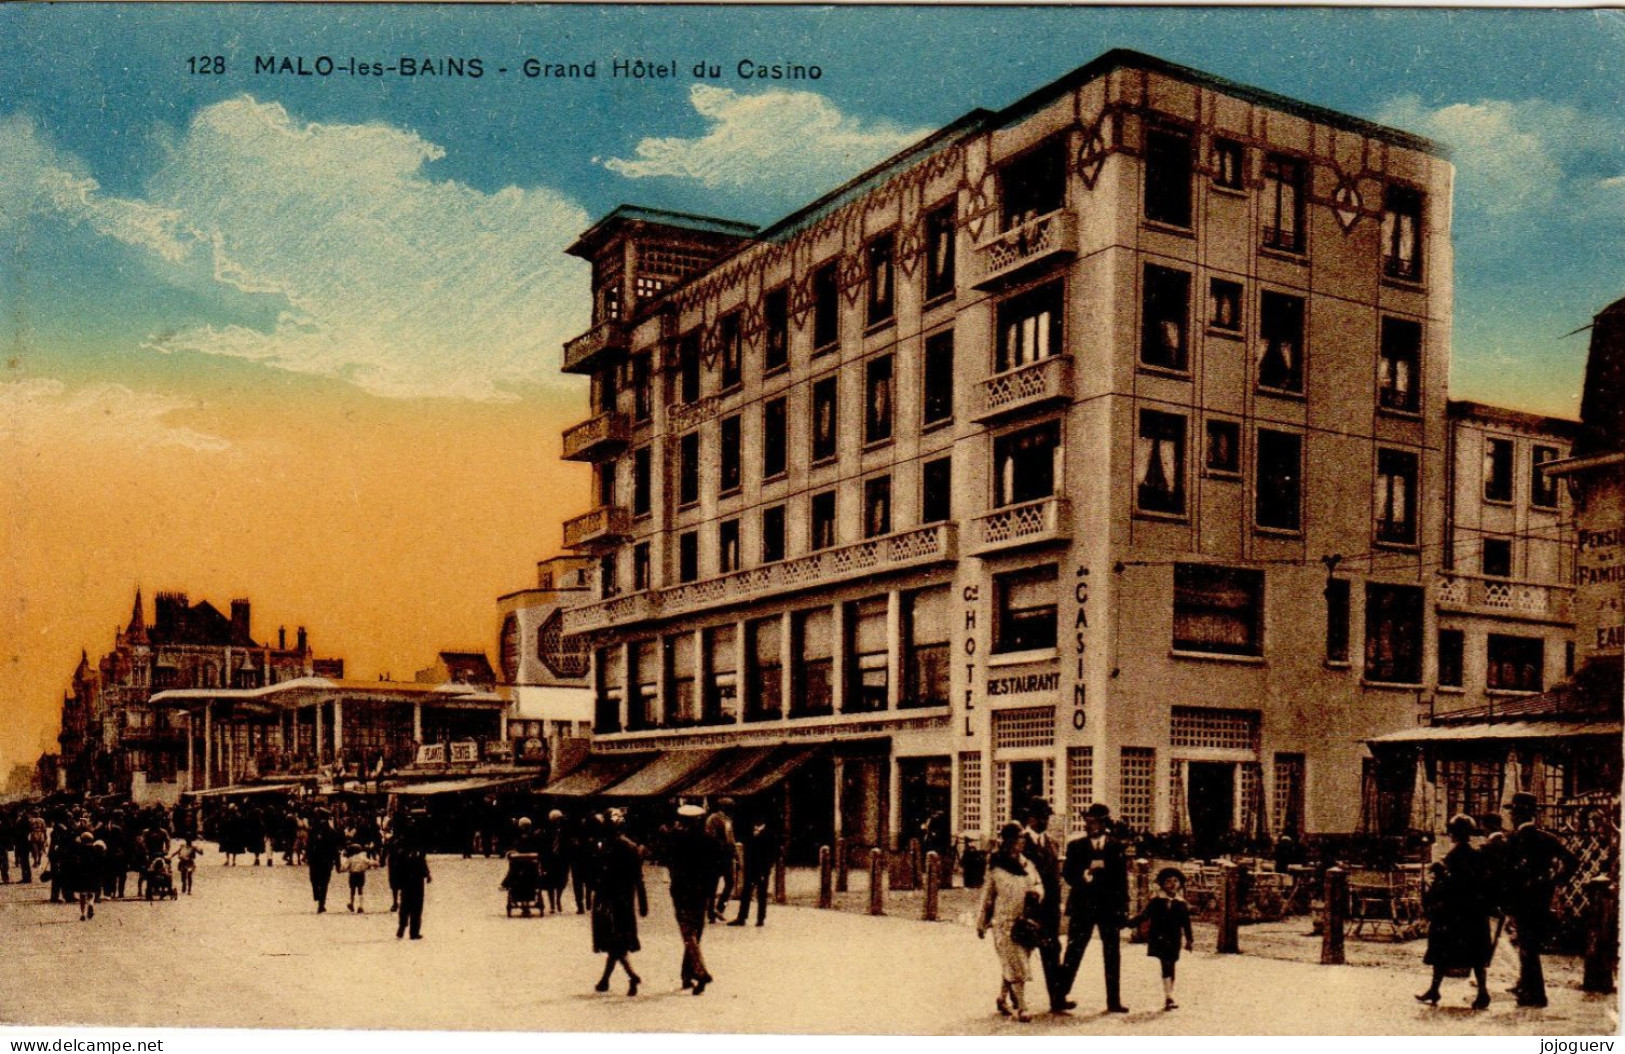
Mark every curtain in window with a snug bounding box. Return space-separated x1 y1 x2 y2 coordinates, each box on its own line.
1136 422 1181 509
910 587 950 646
1170 759 1191 836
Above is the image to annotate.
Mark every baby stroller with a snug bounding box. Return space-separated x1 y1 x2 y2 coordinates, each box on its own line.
502 852 543 917
145 855 177 901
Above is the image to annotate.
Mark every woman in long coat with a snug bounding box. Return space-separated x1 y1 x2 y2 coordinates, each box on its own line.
591 809 648 996
1417 814 1495 1010
977 821 1042 1022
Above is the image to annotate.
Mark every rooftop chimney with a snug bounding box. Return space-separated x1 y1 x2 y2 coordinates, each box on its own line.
230 599 251 642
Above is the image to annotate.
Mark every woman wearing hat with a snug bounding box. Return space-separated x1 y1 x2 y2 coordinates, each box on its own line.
977 821 1042 1022
591 809 648 996
1417 814 1495 1009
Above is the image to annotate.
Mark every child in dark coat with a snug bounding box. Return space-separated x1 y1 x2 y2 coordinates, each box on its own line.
1129 867 1194 1010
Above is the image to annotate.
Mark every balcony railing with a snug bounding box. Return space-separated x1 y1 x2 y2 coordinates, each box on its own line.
562 522 958 635
974 354 1073 423
971 209 1077 290
1435 571 1575 622
561 412 631 462
667 393 724 435
969 497 1071 556
562 319 629 374
562 505 633 551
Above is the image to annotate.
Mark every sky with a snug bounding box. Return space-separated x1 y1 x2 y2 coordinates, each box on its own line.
1 5 1622 775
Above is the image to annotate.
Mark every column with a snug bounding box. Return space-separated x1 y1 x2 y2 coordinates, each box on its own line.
203 703 213 790
413 701 423 743
617 642 632 732
832 757 846 840
886 590 903 710
332 698 345 757
830 602 847 714
184 711 195 792
691 627 705 722
778 612 793 719
655 635 671 727
314 700 324 766
733 620 748 724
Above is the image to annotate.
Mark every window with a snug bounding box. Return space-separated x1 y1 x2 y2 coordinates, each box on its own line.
1484 438 1514 503
1438 629 1465 688
1364 583 1424 684
597 460 616 506
594 363 618 414
905 587 950 708
677 332 701 404
924 203 957 300
792 608 834 717
1382 184 1423 281
994 565 1059 653
720 415 742 494
678 432 700 506
1174 563 1264 657
598 554 618 598
1001 137 1066 229
1487 634 1543 693
995 421 1060 507
866 232 895 327
1439 759 1500 820
630 354 652 422
1531 445 1561 508
704 624 738 723
761 505 786 563
1325 578 1351 664
1205 419 1241 476
921 456 952 524
810 490 837 550
1212 138 1244 190
1210 278 1242 332
1256 429 1303 531
1145 126 1193 228
811 376 838 462
1258 292 1305 393
1375 449 1419 545
846 597 889 712
1379 318 1422 413
1141 265 1190 371
747 617 782 721
996 280 1064 372
1119 748 1156 833
665 633 697 724
677 531 699 583
864 475 892 538
632 542 651 592
718 518 741 574
865 355 894 444
764 287 789 373
1262 154 1305 253
922 330 954 425
630 640 658 730
719 312 743 390
762 398 787 479
1273 753 1306 838
631 446 651 516
595 646 623 733
813 262 840 351
1481 537 1513 578
1136 410 1187 516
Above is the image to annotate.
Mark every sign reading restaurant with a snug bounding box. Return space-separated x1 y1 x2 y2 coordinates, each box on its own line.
986 672 1061 697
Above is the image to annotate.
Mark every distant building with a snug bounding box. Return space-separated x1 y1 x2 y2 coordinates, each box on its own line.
495 555 595 771
415 651 498 689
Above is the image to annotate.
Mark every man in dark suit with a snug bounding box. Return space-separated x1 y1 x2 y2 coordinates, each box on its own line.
1019 797 1069 1013
1503 792 1578 1008
666 803 726 995
1060 802 1130 1013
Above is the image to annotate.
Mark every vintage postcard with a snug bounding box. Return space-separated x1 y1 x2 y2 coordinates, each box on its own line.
0 3 1620 1042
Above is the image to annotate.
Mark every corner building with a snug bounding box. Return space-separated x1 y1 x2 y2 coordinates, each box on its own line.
559 51 1454 857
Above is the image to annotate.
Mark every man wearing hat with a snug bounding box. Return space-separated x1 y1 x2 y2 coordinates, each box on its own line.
1019 797 1069 1013
306 807 341 913
1060 803 1130 1013
666 803 726 994
1502 791 1578 1008
704 797 739 924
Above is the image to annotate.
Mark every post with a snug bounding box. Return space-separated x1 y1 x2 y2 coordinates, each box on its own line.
1217 861 1241 954
923 851 941 921
773 854 788 906
868 847 885 916
906 837 922 892
184 711 195 791
1321 867 1347 965
1130 858 1152 943
203 702 213 789
817 845 833 909
835 836 849 893
1583 875 1618 993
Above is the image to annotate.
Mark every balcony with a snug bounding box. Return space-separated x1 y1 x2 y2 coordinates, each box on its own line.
561 412 631 462
562 505 633 552
1435 571 1575 624
562 522 958 635
562 319 629 375
973 355 1073 423
971 209 1077 290
667 393 723 435
969 497 1071 556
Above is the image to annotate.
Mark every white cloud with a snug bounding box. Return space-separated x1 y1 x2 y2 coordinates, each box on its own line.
0 378 229 452
604 84 930 199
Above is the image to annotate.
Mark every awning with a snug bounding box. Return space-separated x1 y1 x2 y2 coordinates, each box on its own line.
684 746 781 797
1369 720 1622 746
727 744 822 797
391 775 540 797
601 749 727 798
186 783 301 799
541 752 654 796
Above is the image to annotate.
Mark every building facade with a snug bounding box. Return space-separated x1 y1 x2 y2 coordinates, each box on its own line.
495 555 596 770
557 50 1464 855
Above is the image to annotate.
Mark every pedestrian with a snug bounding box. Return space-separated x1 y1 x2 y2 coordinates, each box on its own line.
307 809 341 913
1128 867 1194 1010
977 821 1042 1022
1416 814 1495 1010
47 822 69 902
1502 792 1578 1008
704 797 738 923
341 842 372 912
71 832 101 921
171 838 204 895
540 809 568 915
591 809 648 996
729 813 780 927
1019 797 1068 1013
1059 802 1130 1013
394 840 431 940
666 803 725 995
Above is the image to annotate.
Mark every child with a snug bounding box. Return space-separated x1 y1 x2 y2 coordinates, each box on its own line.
341 842 373 913
1129 867 1194 1010
171 838 204 895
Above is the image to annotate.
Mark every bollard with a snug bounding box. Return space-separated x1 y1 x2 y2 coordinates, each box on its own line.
1217 862 1241 954
923 851 941 921
1320 867 1346 965
869 847 886 916
1130 858 1152 942
907 837 923 892
773 855 788 906
835 836 849 893
817 845 833 909
1583 875 1618 993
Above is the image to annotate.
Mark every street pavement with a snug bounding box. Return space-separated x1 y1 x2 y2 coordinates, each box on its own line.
0 849 1615 1035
